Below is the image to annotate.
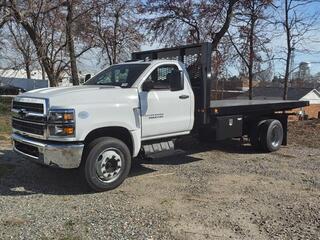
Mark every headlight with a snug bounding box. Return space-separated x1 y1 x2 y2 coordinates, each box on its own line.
49 109 74 122
48 109 75 137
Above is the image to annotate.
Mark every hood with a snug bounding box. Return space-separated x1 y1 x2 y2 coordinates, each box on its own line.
23 85 116 98
18 85 139 109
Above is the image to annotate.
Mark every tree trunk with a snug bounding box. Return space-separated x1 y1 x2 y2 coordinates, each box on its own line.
46 69 58 87
211 0 238 51
248 2 255 100
283 47 291 100
112 11 120 64
66 0 80 85
20 25 57 86
25 62 31 79
23 54 32 79
40 62 46 80
283 0 290 100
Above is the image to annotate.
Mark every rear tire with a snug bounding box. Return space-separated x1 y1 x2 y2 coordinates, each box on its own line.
81 137 131 192
249 120 265 150
259 119 283 152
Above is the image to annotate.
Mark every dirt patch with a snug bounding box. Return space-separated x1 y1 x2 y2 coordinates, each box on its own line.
2 216 26 226
288 119 320 148
0 97 12 113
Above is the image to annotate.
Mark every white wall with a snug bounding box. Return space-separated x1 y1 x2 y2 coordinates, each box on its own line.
301 90 320 104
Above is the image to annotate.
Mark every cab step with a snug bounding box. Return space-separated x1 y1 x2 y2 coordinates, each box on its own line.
142 140 175 156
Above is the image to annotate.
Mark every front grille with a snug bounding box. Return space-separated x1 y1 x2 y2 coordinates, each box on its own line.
15 141 39 158
12 118 45 136
11 98 47 138
12 101 44 114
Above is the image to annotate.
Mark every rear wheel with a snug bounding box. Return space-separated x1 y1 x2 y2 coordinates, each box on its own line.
249 120 267 150
259 119 283 152
82 137 131 192
249 122 262 149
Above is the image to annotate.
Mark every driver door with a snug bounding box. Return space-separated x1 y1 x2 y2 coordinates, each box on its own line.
139 64 191 139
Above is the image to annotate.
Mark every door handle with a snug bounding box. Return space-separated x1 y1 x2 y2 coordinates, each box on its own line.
179 95 189 99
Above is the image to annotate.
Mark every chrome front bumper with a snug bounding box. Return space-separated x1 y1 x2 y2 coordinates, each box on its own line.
12 133 84 169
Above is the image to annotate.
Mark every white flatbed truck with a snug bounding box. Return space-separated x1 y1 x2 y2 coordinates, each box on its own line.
11 43 308 191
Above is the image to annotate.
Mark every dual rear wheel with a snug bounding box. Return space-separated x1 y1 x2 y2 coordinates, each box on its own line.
249 119 284 152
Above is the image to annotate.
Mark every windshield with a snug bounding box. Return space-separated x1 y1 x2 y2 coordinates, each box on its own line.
84 63 150 87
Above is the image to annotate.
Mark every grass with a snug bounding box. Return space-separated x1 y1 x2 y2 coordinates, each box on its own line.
0 97 12 114
0 97 12 139
0 116 11 133
0 116 11 140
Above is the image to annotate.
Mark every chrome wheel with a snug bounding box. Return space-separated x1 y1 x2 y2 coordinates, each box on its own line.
271 125 281 148
95 148 123 183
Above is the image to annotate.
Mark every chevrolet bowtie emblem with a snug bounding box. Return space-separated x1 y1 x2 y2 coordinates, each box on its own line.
18 109 28 118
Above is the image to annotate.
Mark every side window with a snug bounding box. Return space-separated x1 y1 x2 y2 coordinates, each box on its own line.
146 65 179 89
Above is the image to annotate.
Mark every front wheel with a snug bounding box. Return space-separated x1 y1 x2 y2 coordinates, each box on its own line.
82 137 131 192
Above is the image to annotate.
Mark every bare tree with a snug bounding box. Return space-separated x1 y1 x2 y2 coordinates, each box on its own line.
4 1 66 86
93 0 143 65
5 22 37 79
0 0 10 29
140 0 240 101
140 0 240 50
228 0 273 99
278 0 319 99
140 0 203 45
3 0 94 86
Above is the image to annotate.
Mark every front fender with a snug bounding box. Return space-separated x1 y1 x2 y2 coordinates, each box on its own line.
79 122 141 157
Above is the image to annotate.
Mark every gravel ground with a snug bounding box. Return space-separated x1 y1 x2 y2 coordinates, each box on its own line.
0 123 319 240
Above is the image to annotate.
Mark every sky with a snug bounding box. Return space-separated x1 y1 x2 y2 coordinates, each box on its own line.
78 1 320 78
2 0 319 78
271 1 320 76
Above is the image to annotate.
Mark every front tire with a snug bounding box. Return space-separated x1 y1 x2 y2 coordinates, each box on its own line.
82 137 131 192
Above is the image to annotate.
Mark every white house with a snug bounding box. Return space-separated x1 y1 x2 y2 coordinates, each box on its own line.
300 89 320 104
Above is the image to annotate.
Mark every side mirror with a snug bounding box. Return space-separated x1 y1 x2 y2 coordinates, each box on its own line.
170 70 184 91
142 81 154 91
85 74 91 81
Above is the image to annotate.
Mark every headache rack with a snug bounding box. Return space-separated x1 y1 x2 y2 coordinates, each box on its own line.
132 42 213 126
